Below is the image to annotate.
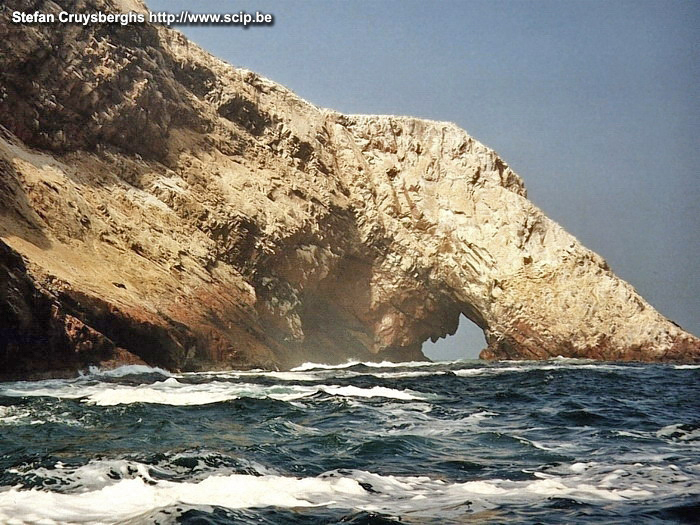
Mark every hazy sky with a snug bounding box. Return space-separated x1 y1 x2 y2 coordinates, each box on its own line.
148 0 699 360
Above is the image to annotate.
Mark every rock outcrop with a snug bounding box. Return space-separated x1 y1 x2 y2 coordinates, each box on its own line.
1 0 698 378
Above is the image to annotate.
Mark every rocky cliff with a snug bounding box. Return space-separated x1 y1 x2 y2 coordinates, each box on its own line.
1 0 698 378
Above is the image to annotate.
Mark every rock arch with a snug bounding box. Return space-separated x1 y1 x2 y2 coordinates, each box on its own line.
231 112 700 366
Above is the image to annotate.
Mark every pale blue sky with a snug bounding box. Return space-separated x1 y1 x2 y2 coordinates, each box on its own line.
148 0 699 360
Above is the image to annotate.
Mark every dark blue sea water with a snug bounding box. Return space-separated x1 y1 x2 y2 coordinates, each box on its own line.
0 359 698 524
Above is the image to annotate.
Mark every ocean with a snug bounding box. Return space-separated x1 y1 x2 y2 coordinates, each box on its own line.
0 359 698 524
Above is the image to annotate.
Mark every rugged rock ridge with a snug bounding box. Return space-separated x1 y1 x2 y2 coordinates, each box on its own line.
1 0 698 378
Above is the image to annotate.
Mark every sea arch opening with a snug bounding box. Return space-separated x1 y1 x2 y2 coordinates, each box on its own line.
421 313 486 361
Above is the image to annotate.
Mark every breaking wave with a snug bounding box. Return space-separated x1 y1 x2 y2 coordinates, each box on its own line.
1 359 698 523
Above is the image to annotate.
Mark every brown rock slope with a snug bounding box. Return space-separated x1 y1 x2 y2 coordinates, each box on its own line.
1 0 698 378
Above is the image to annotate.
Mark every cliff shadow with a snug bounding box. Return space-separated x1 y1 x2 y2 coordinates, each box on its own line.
0 139 52 251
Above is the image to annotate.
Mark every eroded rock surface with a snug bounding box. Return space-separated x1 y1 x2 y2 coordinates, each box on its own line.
1 0 698 377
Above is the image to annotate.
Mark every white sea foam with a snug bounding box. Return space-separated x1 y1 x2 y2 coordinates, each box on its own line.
290 360 454 372
319 385 427 401
0 475 364 524
362 370 447 379
494 358 646 371
452 366 524 377
7 454 277 492
0 405 32 424
85 364 173 378
241 370 323 381
291 360 365 371
180 370 323 382
0 378 430 406
87 359 643 384
359 403 495 437
539 364 643 371
0 378 316 406
657 423 700 442
0 403 90 428
0 459 687 524
84 379 292 406
450 363 645 377
550 356 595 363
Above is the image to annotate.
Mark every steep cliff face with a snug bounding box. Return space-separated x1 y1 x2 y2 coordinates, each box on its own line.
1 0 698 378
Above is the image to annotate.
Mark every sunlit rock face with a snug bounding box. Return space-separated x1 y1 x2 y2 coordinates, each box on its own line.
0 0 697 378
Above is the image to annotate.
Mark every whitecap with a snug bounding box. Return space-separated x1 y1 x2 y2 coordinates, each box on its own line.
0 462 681 524
452 366 525 377
84 365 173 378
549 356 595 363
179 370 323 382
85 381 319 406
0 469 367 524
0 405 32 425
358 360 459 368
290 360 454 372
0 379 318 406
358 405 493 437
0 378 430 406
656 423 700 442
291 360 364 371
240 370 323 381
362 370 447 379
0 403 89 428
464 410 498 423
319 385 429 401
